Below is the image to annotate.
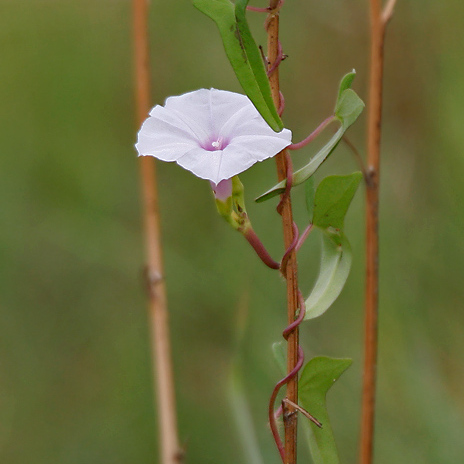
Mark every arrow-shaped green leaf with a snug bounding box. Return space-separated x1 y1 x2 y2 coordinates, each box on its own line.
312 172 362 231
193 0 283 131
304 173 361 320
299 357 352 464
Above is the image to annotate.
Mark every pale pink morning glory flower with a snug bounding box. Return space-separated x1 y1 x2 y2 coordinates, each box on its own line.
136 88 292 185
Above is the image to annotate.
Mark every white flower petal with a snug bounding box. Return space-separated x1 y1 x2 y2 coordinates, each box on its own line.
135 88 293 183
217 133 291 181
175 147 224 182
229 131 293 161
136 113 199 161
164 88 251 139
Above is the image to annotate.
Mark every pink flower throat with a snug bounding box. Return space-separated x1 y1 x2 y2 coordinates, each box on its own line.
201 137 228 152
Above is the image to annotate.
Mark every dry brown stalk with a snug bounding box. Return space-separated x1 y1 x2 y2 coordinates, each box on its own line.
132 1 181 463
361 1 397 463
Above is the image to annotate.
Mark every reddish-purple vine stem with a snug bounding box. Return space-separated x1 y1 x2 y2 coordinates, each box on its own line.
283 291 306 339
296 224 313 252
247 0 285 13
268 291 307 463
267 41 284 77
278 91 285 116
280 222 299 277
288 115 335 151
246 5 270 13
269 346 305 462
276 151 294 215
243 226 281 270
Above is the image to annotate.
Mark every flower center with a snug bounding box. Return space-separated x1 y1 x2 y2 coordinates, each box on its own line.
201 136 228 152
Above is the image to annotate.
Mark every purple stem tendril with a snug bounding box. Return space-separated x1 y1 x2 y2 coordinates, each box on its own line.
268 292 306 463
280 221 299 277
267 41 284 77
296 224 313 252
247 0 285 14
288 115 335 151
278 91 285 116
276 151 293 216
246 5 270 13
243 227 280 270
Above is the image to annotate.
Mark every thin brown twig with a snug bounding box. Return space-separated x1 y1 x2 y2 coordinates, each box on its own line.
132 1 181 463
282 398 322 428
266 1 300 463
361 1 396 463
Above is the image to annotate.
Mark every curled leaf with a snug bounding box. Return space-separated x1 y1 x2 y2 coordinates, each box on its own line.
304 232 352 320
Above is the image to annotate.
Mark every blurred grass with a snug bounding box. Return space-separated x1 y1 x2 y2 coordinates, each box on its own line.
1 1 464 463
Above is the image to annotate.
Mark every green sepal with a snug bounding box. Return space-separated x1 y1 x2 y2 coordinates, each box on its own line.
255 72 364 203
299 356 352 464
193 0 283 131
215 176 250 231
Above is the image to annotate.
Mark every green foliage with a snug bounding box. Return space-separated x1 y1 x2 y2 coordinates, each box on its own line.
193 0 283 131
312 173 362 231
272 341 287 376
304 233 352 320
336 70 356 101
335 89 365 130
3 2 464 464
304 173 361 320
255 72 364 203
305 177 316 223
299 357 352 464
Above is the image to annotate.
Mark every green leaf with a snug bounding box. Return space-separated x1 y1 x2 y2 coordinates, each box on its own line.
193 0 283 131
312 173 362 231
255 125 342 202
304 177 315 223
335 89 364 129
336 70 356 102
298 357 352 464
304 232 352 320
303 173 361 319
255 74 364 203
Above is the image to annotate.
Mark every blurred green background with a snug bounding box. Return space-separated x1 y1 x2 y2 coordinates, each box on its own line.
2 1 464 463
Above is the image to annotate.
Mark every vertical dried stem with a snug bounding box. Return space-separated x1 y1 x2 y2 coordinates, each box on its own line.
267 2 300 463
361 1 396 463
132 1 181 463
